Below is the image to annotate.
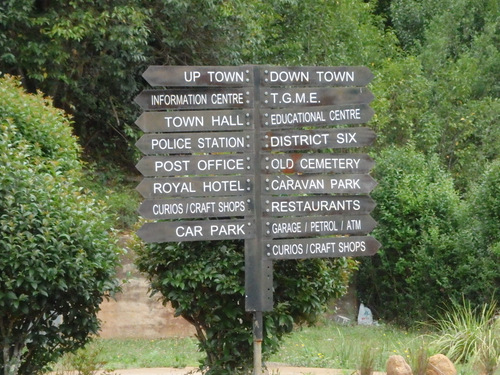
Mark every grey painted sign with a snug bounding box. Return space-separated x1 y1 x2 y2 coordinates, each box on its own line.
135 109 253 133
260 87 374 108
263 215 377 238
262 195 376 217
262 174 378 194
137 219 255 243
136 131 254 155
261 127 376 151
260 104 374 128
136 154 253 177
136 176 254 198
259 66 374 87
262 153 374 174
264 236 381 260
134 87 253 110
139 197 254 219
142 65 254 87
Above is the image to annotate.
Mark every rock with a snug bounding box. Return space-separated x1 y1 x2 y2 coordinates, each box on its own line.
426 354 457 375
386 355 413 375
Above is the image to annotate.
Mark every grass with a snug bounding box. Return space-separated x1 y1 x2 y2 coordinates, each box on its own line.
267 321 422 371
52 322 424 372
50 320 499 374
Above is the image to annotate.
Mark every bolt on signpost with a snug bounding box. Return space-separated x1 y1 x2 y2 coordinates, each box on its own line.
134 65 380 375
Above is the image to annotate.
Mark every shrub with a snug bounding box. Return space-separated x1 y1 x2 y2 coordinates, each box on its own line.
135 238 356 374
356 146 493 325
0 75 120 375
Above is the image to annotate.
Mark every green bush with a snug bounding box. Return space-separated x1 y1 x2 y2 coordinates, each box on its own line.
135 239 355 374
0 75 120 375
357 146 496 325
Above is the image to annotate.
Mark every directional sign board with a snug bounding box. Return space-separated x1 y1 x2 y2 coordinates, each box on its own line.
136 131 253 155
264 236 381 260
136 176 253 198
263 215 377 238
142 65 254 87
262 127 376 151
138 219 255 243
134 88 253 110
260 66 374 87
263 195 377 217
133 64 380 319
260 87 374 108
260 104 374 128
139 197 254 219
136 154 253 177
262 153 375 174
135 109 253 133
263 174 378 195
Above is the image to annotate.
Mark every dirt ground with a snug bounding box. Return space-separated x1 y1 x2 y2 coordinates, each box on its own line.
102 364 386 374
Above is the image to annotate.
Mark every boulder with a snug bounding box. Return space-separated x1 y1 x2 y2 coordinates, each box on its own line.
386 355 413 375
426 354 457 375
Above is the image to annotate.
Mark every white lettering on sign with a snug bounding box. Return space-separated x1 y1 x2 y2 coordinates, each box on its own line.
150 200 246 216
336 132 357 144
154 159 190 172
271 243 304 257
183 71 201 82
210 223 246 236
309 220 339 232
316 70 354 83
270 221 302 235
337 240 366 253
298 157 361 170
330 178 360 190
269 199 361 214
207 70 245 83
197 136 246 149
197 158 245 172
269 110 325 126
176 225 203 238
183 70 246 83
269 71 310 83
270 178 324 192
218 200 246 213
152 93 207 106
164 115 204 128
329 108 360 121
212 114 244 127
202 180 246 193
269 133 329 148
153 202 184 215
269 92 319 105
306 241 335 255
151 137 192 151
211 92 244 105
187 201 216 214
153 181 195 194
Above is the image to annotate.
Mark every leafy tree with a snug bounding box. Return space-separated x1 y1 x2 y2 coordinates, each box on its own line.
0 75 120 375
0 0 150 166
135 239 355 374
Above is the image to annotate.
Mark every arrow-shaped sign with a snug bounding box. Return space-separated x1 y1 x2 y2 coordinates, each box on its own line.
264 236 381 260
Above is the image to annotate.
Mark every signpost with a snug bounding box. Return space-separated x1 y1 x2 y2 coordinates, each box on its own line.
133 65 380 375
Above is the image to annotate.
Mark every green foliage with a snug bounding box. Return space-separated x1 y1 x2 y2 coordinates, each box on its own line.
428 299 499 366
0 75 120 375
357 146 497 325
0 0 150 166
135 239 355 374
